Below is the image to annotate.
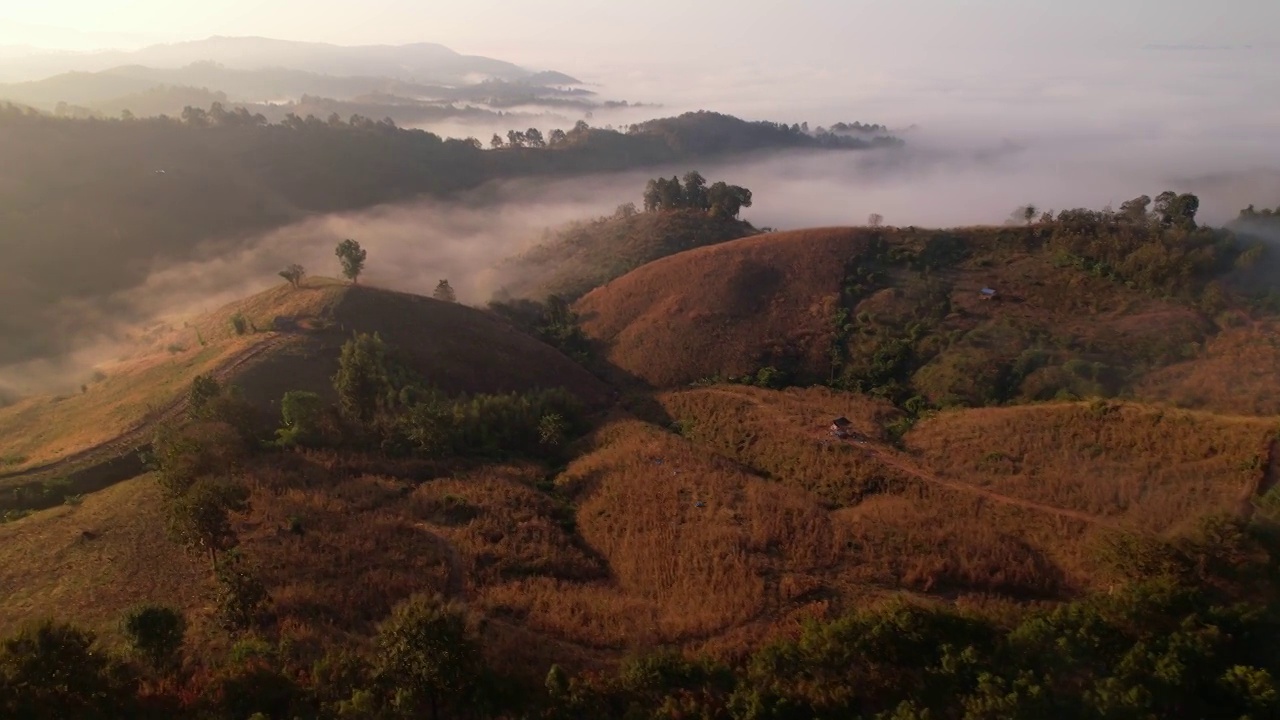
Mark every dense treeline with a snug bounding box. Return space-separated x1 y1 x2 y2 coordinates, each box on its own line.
7 502 1280 718
642 171 752 219
0 103 898 367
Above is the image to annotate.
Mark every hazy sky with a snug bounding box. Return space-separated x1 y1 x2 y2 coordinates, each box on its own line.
3 0 1277 70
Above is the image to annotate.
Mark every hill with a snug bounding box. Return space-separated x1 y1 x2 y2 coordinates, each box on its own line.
496 208 758 302
0 278 608 508
576 219 1246 408
0 106 899 370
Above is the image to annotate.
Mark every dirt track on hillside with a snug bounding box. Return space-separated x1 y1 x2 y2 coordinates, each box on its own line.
0 333 297 492
694 386 1129 528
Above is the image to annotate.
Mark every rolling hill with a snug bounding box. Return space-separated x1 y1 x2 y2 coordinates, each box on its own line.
5 205 1280 716
0 278 609 509
496 208 759 302
576 223 1235 407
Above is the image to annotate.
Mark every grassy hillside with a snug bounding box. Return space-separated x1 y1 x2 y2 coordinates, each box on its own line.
0 277 608 477
577 222 1247 410
1134 318 1280 415
497 208 758 301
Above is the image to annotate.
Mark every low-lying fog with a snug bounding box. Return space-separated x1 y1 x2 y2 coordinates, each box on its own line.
5 42 1280 396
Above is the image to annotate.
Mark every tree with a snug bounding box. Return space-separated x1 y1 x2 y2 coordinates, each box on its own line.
0 621 137 719
548 128 567 146
433 279 457 303
1118 195 1151 223
121 605 185 672
278 263 305 288
276 390 326 447
335 239 367 284
682 171 709 211
188 374 222 421
868 213 884 227
524 128 545 148
708 182 753 219
332 332 394 427
375 594 482 720
642 179 661 212
1154 191 1200 229
506 129 526 148
167 478 250 564
214 550 271 634
1023 204 1038 225
489 133 504 149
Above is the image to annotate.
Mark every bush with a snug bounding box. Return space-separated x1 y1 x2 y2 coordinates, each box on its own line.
0 620 138 719
230 312 249 335
121 605 186 672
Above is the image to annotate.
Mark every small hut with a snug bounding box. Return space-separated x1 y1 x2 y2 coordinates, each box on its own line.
830 417 852 438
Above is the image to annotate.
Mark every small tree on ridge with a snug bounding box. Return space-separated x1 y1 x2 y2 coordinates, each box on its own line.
335 239 367 285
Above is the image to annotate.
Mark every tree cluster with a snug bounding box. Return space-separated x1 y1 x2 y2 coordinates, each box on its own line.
642 171 753 219
326 332 586 460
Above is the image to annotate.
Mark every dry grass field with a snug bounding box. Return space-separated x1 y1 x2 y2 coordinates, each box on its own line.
1135 318 1280 416
905 401 1277 532
0 475 216 647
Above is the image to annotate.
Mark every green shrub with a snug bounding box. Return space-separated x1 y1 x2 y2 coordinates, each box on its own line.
121 605 186 671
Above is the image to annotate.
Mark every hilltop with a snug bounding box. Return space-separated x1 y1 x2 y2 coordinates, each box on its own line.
497 206 758 302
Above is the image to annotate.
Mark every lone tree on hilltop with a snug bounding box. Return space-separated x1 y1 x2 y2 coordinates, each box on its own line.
335 238 367 284
278 263 305 289
868 213 884 227
433 279 457 303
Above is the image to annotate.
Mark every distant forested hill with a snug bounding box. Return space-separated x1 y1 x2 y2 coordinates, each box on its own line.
0 105 900 367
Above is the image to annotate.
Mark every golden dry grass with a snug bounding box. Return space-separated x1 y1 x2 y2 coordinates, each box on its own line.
479 418 846 651
0 280 342 470
658 385 914 506
0 475 217 648
905 401 1277 532
1134 318 1280 416
575 227 868 387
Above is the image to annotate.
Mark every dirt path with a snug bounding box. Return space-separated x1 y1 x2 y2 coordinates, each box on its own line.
689 386 1123 528
414 523 467 600
0 333 298 489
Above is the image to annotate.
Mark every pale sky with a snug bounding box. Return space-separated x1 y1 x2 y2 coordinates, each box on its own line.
2 0 1276 72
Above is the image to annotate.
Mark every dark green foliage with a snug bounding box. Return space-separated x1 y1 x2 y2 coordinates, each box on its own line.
335 238 367 284
397 388 586 460
374 594 483 720
0 621 137 719
214 550 271 635
642 170 752 218
333 332 396 428
230 312 249 335
184 375 260 441
122 605 186 672
489 295 594 364
167 478 250 564
149 421 251 499
275 390 326 447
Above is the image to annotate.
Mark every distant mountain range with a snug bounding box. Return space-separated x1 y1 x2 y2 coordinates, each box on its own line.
0 36 601 125
0 36 581 85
